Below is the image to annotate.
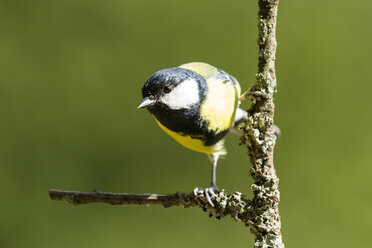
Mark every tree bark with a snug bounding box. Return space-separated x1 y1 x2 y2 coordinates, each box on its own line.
239 0 283 247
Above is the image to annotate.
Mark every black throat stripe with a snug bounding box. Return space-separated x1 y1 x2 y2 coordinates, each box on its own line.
151 104 229 146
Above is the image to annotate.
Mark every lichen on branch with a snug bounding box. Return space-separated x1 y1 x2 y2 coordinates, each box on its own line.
49 189 256 225
239 0 283 247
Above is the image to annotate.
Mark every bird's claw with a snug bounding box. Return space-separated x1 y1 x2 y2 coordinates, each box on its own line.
193 187 202 196
204 186 219 207
193 186 219 207
239 91 270 101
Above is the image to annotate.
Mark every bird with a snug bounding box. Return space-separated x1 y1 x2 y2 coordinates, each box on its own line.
138 62 247 206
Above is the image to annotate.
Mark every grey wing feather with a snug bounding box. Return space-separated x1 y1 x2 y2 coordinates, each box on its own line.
231 108 248 135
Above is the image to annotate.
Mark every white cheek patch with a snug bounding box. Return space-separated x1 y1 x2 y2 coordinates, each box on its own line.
160 79 200 110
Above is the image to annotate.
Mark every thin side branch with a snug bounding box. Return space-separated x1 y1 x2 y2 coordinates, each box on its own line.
49 189 254 223
49 190 187 207
240 0 283 247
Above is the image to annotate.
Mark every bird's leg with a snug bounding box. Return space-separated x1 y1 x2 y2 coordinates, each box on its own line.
194 154 220 206
209 153 219 189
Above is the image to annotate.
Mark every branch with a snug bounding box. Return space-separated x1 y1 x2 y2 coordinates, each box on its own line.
239 0 283 247
49 189 255 223
48 1 282 247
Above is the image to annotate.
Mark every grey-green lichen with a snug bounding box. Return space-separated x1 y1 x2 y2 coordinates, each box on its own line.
181 180 282 247
237 51 282 246
256 72 276 95
237 0 283 246
181 190 255 225
239 111 276 156
258 18 270 44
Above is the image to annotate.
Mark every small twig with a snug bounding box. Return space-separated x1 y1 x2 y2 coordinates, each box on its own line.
49 190 187 207
49 189 254 223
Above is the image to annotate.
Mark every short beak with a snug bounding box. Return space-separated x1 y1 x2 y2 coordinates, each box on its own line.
137 97 156 109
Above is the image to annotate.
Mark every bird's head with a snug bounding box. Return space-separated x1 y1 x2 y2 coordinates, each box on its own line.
138 67 206 113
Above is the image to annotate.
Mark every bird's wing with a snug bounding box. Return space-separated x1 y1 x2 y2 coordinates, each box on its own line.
200 73 240 133
180 62 241 134
230 107 248 135
180 62 218 79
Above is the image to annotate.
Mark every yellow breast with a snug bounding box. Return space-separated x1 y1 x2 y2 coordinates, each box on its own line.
155 119 226 155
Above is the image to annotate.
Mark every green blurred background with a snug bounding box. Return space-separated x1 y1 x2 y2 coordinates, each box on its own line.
1 0 371 247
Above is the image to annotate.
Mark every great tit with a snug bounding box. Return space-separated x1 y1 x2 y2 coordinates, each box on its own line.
138 62 247 205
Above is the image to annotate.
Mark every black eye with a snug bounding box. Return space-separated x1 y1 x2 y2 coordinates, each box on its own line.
163 85 172 93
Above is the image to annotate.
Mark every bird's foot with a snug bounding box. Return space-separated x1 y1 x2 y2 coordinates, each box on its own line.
239 83 271 101
193 186 219 207
239 91 270 101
